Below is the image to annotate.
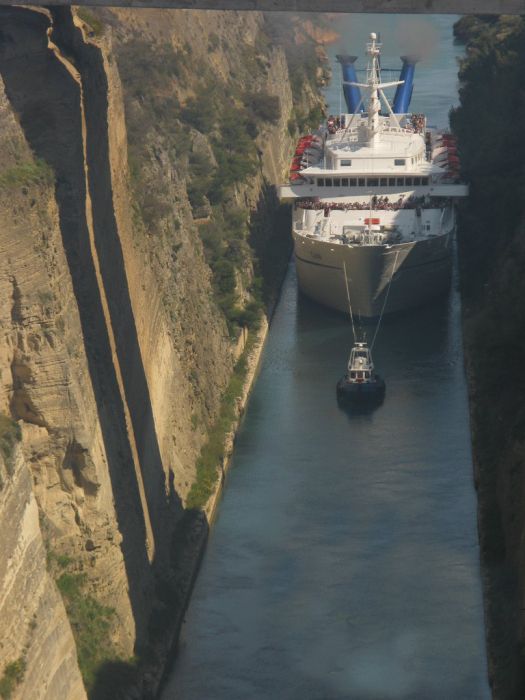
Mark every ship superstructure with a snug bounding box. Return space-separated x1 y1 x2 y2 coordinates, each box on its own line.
279 33 468 317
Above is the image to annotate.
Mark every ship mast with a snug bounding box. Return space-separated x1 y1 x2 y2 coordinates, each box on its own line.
347 32 404 147
366 33 382 146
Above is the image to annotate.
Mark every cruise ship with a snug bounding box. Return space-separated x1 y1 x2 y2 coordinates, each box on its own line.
279 33 468 318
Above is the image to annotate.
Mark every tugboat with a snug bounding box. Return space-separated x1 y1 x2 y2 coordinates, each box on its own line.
337 341 385 401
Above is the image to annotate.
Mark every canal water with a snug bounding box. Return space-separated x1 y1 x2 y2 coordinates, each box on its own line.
162 15 490 700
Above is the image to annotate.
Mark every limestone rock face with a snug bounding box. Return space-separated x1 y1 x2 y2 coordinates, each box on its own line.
102 8 296 500
0 446 87 700
0 5 324 695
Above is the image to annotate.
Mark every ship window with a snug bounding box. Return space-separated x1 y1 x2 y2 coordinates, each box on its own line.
396 177 404 186
325 178 333 186
342 178 349 186
394 159 406 166
421 177 429 185
388 178 396 186
427 224 431 230
413 177 421 185
350 372 356 379
341 159 352 166
367 178 379 187
333 178 341 187
405 177 413 186
358 178 365 187
365 371 370 378
380 178 387 186
317 178 324 186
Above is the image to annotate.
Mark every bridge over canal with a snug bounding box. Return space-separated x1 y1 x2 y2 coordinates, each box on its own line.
0 0 522 14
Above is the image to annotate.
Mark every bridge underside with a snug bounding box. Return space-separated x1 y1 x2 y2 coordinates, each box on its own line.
0 0 521 13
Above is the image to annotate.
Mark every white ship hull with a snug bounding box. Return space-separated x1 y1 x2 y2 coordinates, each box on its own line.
293 230 453 318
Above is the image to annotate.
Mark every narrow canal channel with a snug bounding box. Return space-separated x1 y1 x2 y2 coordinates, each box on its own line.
163 15 490 699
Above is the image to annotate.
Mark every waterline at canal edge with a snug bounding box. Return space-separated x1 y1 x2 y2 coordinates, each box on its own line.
155 312 271 695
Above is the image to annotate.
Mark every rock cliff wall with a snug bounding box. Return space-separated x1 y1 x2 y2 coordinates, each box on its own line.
0 443 86 700
452 15 525 700
0 6 324 697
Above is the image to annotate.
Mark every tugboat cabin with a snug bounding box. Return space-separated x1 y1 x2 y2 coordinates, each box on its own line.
347 343 374 383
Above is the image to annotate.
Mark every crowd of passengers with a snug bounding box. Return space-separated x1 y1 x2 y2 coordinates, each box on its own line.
411 114 425 133
325 112 426 136
296 195 447 212
327 115 342 134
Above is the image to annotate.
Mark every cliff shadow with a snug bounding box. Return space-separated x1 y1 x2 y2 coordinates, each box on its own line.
50 7 183 561
0 6 156 641
248 182 293 314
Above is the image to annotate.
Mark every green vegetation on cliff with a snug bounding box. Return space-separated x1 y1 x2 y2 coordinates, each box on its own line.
0 414 21 477
118 37 267 333
117 14 322 337
49 553 123 695
0 159 53 189
57 573 116 691
264 14 327 135
76 8 104 38
451 15 525 697
186 335 255 510
0 657 26 699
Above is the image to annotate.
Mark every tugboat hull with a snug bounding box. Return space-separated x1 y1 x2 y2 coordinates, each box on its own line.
336 376 385 401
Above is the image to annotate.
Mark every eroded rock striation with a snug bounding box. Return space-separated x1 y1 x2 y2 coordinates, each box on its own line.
0 6 324 697
0 443 87 700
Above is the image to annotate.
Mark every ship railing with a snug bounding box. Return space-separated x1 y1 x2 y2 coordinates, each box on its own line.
331 231 389 246
295 196 446 212
380 125 414 135
329 128 360 142
358 232 388 246
296 227 397 247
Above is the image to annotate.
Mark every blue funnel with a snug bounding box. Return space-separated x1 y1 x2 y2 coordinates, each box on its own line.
336 55 363 114
393 56 419 114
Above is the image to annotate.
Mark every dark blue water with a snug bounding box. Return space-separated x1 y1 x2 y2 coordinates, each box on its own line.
162 15 489 699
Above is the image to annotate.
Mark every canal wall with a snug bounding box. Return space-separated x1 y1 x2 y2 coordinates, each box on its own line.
0 6 324 698
154 315 269 696
452 15 525 700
